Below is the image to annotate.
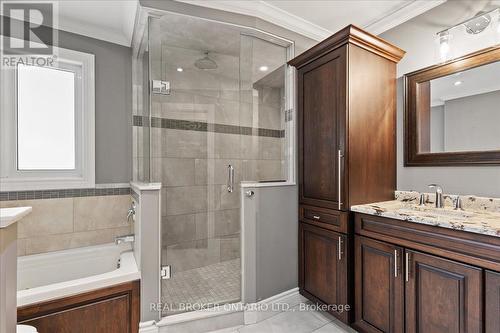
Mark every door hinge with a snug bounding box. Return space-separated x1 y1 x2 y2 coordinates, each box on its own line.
161 265 172 280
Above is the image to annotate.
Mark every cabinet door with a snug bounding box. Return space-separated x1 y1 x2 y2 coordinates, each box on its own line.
299 222 349 322
298 46 346 210
405 250 482 333
353 236 404 333
486 270 500 333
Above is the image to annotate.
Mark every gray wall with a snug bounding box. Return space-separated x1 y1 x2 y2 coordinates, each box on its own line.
380 0 500 197
57 30 132 184
2 18 132 184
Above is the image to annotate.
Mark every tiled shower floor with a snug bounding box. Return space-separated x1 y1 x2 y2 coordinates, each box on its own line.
161 259 241 316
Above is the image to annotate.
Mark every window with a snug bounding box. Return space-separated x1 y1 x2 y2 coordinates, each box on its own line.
1 44 95 190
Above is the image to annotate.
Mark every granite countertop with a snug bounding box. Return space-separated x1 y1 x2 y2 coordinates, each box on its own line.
351 191 500 238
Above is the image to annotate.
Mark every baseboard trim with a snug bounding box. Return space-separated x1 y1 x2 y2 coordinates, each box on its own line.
244 287 306 325
139 321 159 333
140 288 304 332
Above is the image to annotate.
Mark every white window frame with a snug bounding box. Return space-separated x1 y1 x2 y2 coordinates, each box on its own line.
0 43 95 190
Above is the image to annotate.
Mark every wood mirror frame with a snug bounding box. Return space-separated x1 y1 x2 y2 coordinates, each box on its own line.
404 45 500 166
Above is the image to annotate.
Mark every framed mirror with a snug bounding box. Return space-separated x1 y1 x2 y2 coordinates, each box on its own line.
404 45 500 166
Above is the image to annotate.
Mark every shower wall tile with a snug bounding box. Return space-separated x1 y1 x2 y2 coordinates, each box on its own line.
150 127 163 158
219 77 240 101
239 102 254 128
258 104 282 130
162 214 197 246
242 160 283 182
1 198 74 238
195 159 242 186
220 186 240 210
213 209 240 237
259 137 283 160
194 212 209 240
212 133 240 159
164 129 209 159
220 234 240 262
240 135 260 160
165 186 208 215
215 99 240 126
160 158 196 187
74 195 131 231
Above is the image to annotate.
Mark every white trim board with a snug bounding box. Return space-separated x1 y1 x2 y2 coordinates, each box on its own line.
175 0 447 40
365 0 447 35
0 40 95 191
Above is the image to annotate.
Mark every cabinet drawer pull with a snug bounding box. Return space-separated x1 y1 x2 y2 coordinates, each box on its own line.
394 250 398 278
338 236 343 261
312 215 320 220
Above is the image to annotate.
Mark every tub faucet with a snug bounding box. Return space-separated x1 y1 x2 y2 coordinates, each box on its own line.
115 234 135 245
428 184 444 208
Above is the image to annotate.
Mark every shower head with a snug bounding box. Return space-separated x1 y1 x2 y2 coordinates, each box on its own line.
195 51 218 70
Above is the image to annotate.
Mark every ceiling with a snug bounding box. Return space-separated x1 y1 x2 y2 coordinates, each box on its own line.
177 0 447 40
41 0 447 46
55 0 138 46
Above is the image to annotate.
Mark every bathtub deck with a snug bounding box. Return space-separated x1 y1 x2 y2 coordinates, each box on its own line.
161 259 240 316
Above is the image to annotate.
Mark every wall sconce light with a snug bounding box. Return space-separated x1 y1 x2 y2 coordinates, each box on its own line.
438 31 452 62
436 7 499 62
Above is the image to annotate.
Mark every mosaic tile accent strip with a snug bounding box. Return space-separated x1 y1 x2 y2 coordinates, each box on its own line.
133 115 285 138
0 187 130 201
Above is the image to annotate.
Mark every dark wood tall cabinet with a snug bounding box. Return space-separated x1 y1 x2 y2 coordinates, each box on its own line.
289 25 404 324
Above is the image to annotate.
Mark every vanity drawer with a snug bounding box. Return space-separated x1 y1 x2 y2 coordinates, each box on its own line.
300 205 348 234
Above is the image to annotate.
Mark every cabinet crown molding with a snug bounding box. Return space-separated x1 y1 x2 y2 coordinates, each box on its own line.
288 24 405 68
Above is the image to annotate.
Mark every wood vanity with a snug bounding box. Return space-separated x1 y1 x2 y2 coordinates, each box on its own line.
352 211 500 333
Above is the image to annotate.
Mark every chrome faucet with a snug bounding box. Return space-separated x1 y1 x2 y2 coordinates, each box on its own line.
428 184 444 208
115 234 135 245
127 202 136 222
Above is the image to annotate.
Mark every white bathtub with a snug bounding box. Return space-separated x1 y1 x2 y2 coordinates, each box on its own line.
17 243 140 307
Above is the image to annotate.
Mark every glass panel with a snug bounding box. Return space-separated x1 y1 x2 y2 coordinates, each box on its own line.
239 35 288 182
149 12 290 317
17 64 76 170
132 18 150 182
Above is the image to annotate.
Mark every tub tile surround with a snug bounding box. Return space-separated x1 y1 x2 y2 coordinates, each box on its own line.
0 192 133 256
351 190 500 237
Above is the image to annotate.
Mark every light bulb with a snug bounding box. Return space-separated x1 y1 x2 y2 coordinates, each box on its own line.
438 31 451 62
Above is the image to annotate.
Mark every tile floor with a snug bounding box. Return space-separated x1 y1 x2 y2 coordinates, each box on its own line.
208 302 358 333
161 259 241 315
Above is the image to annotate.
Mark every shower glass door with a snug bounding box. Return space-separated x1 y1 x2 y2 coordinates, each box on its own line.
148 12 289 317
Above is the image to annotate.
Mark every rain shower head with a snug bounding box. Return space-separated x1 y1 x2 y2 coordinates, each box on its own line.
195 51 218 70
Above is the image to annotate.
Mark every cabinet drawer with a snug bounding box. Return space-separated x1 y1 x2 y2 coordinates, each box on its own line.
300 205 348 233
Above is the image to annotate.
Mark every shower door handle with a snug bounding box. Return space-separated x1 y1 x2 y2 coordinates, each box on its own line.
227 165 234 193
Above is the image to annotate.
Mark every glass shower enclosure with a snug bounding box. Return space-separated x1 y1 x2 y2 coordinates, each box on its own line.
134 10 294 318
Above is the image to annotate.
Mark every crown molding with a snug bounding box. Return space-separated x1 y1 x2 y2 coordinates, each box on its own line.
365 0 447 35
175 0 332 41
